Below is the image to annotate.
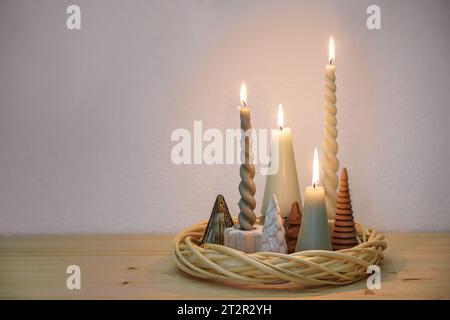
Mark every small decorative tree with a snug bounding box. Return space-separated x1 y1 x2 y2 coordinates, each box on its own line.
201 195 234 245
332 168 358 250
285 201 302 254
261 195 287 253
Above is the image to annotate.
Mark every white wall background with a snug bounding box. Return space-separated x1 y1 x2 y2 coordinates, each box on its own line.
0 0 449 234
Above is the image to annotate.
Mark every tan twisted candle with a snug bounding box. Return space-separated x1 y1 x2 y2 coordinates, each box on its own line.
238 106 256 230
323 39 339 219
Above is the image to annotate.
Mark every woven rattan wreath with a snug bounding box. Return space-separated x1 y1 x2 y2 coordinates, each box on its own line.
172 218 387 286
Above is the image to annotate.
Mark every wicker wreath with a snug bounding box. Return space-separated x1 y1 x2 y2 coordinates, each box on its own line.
172 218 387 286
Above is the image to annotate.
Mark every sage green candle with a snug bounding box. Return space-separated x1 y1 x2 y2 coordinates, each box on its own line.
296 148 332 251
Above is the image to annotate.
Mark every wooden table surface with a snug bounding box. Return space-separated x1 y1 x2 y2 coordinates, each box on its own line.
0 233 449 299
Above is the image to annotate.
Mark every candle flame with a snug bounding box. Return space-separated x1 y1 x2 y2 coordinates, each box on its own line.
312 148 320 187
328 36 335 64
240 82 247 106
277 104 284 129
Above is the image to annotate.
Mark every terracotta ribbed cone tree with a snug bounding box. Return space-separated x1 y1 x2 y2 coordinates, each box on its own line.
332 168 358 250
284 201 302 254
201 195 234 245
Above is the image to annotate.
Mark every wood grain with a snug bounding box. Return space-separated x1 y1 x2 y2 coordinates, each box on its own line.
0 233 449 299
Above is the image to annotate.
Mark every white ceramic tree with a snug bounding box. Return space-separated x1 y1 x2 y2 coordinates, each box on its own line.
261 194 288 253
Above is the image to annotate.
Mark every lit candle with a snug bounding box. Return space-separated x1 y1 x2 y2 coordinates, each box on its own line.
323 36 339 219
296 148 332 251
261 104 302 219
238 82 257 231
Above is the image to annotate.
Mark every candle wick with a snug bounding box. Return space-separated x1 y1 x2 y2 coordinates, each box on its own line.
313 183 316 189
242 101 247 107
279 126 282 131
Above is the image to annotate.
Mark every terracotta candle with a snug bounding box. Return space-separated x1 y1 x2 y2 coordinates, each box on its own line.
237 83 257 231
261 104 302 218
296 148 332 251
323 36 339 219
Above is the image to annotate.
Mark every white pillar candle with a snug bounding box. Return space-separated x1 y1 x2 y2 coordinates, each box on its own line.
323 36 339 219
296 148 332 251
261 104 302 218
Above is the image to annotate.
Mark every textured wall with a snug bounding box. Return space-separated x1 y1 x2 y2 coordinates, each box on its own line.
0 0 449 234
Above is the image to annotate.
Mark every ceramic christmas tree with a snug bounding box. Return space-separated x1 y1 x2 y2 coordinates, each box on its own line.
332 168 358 250
261 195 287 253
284 201 302 254
201 195 234 245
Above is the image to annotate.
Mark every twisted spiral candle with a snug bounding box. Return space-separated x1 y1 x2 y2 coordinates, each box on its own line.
238 106 256 230
323 63 339 219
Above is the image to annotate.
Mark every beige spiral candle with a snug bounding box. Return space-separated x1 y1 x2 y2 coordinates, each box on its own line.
238 83 256 231
323 37 339 219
